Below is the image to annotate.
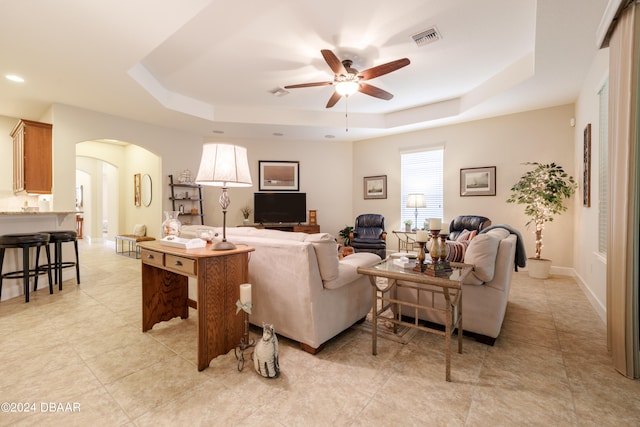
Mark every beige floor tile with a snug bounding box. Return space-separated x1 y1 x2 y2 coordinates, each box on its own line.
105 354 207 419
0 241 638 426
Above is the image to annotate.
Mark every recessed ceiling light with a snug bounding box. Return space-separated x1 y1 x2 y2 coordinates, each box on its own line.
5 74 24 83
212 130 224 134
324 134 335 139
272 132 284 136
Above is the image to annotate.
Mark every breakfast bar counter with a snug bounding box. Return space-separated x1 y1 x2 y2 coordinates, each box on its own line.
0 211 79 301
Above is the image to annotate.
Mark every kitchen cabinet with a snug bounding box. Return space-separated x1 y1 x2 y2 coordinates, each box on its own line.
10 119 52 194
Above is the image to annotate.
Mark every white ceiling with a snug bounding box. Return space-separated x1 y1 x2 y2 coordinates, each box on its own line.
0 0 608 142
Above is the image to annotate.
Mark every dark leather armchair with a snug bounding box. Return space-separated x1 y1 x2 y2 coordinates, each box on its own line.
350 214 387 259
448 215 492 240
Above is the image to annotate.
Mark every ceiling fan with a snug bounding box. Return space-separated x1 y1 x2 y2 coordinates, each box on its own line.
284 49 410 108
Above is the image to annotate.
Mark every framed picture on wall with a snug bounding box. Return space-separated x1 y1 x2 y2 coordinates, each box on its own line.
583 123 591 207
134 173 141 206
259 161 299 191
363 175 387 199
460 166 496 196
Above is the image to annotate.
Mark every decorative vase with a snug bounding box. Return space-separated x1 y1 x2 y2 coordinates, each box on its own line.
162 211 182 237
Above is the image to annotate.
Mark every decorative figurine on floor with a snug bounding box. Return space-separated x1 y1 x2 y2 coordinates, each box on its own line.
253 323 279 378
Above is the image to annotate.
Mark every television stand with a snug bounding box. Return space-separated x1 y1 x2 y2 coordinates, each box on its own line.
252 223 320 234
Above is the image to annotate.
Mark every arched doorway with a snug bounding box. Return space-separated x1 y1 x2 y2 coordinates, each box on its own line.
76 140 162 243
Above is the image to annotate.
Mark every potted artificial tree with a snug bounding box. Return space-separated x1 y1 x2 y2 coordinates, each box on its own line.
507 162 577 279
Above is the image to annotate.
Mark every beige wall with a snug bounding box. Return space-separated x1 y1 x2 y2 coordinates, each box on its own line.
573 48 609 321
200 137 354 238
0 93 607 319
353 104 577 271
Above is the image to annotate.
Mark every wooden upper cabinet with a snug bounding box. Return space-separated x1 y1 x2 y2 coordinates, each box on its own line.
10 119 52 194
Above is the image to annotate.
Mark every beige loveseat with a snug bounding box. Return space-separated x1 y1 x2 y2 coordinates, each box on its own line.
180 226 381 353
397 226 518 345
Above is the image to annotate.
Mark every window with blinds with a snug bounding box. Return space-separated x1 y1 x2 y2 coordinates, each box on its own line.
400 148 444 229
598 80 608 255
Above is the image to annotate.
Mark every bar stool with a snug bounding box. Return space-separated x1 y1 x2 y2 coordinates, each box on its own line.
38 230 80 289
0 233 53 303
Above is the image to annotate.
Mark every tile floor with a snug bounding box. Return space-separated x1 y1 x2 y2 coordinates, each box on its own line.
0 240 639 426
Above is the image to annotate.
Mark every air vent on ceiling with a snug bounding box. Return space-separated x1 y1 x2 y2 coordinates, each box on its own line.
411 26 441 47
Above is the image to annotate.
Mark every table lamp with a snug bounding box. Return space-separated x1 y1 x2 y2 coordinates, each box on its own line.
196 143 252 250
406 193 426 229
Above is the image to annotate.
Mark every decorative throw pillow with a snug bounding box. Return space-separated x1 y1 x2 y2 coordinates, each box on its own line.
455 229 471 242
463 233 501 285
133 224 146 236
445 240 467 262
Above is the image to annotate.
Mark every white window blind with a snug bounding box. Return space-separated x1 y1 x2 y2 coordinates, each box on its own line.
598 80 608 255
401 148 444 229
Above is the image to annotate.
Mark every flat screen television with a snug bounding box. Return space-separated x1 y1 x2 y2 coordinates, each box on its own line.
254 192 306 224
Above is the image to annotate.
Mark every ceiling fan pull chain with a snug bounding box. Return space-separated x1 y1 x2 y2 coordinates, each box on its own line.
345 95 349 132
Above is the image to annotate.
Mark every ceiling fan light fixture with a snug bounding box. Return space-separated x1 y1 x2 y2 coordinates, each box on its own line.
335 81 359 96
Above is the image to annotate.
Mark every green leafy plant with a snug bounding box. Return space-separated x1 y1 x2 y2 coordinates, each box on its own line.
403 219 412 226
241 206 252 219
507 162 577 260
339 225 354 246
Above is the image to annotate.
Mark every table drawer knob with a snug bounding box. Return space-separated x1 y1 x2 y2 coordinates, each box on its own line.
146 254 154 259
174 260 183 266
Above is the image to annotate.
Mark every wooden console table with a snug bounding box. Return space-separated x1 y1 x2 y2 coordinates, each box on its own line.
247 223 320 233
137 240 255 371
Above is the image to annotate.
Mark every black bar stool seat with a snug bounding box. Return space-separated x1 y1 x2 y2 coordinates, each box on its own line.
38 230 80 289
0 233 53 303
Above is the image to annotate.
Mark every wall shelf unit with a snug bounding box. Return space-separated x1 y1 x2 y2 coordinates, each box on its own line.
168 174 204 225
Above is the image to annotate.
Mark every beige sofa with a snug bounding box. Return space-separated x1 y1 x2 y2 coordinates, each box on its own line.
180 226 381 353
397 227 518 344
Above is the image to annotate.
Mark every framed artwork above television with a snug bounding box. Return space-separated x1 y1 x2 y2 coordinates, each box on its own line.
259 161 299 191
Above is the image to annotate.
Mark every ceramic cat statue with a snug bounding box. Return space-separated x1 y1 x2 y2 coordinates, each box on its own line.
253 323 279 378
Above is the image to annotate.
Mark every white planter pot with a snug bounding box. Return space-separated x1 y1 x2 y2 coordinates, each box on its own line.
527 258 552 279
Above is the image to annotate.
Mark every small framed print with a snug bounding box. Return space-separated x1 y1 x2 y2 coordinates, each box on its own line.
309 209 317 225
460 166 496 196
583 123 591 207
259 161 299 191
134 173 141 206
363 175 387 199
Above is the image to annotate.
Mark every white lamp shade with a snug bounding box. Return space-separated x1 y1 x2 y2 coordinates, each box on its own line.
335 81 359 96
406 193 426 208
195 143 252 187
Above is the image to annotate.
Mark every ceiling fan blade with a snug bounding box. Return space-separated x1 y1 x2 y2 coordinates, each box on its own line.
358 83 393 100
321 49 348 75
358 58 410 81
325 91 342 108
284 81 333 89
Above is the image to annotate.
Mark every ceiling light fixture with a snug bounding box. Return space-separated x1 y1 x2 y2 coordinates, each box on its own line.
5 74 24 83
334 75 360 132
335 80 359 96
